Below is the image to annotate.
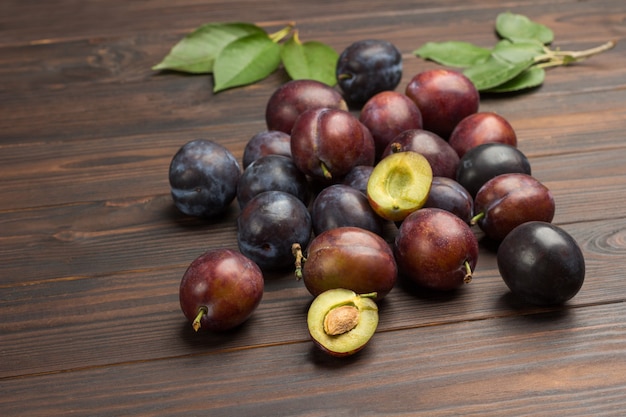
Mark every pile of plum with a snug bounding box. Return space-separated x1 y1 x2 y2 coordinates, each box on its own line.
173 40 585 356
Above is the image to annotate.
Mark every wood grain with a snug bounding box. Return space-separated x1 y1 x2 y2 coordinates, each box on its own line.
1 0 625 415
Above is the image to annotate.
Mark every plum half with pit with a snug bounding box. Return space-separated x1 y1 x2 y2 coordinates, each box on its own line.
169 139 241 218
295 226 397 300
395 208 479 291
497 221 585 305
336 39 403 107
265 79 348 134
290 108 375 181
473 173 555 241
238 190 312 271
405 69 479 139
179 249 264 332
307 289 379 357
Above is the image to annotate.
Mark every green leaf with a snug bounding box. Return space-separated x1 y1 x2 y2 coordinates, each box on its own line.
484 66 545 93
496 12 554 44
152 22 265 74
414 41 492 67
491 39 545 64
463 55 534 91
281 36 339 86
213 33 282 92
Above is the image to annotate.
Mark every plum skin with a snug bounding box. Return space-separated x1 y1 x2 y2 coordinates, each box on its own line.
179 249 264 332
448 112 517 158
394 208 479 291
169 139 241 218
301 226 397 300
497 221 585 305
473 173 555 241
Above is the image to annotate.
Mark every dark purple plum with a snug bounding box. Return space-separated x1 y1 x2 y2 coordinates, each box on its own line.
290 108 375 181
381 129 460 179
448 112 517 158
405 69 479 139
342 165 373 195
394 208 479 291
423 177 473 224
473 173 555 241
237 191 312 271
242 130 291 168
497 221 585 305
179 249 264 332
237 155 309 209
456 142 531 197
265 79 348 134
310 184 383 236
169 139 241 218
298 226 397 300
359 91 423 159
336 39 403 107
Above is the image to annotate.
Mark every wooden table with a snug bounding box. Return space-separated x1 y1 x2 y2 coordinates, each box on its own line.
2 0 625 415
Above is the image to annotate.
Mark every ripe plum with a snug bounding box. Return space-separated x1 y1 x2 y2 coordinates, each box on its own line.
242 130 291 168
237 155 309 209
310 184 383 236
405 69 479 139
456 142 531 197
359 91 423 159
497 221 585 305
448 112 517 158
395 208 479 291
342 165 373 195
169 139 241 218
336 39 402 107
423 176 473 224
179 249 264 332
297 226 397 300
290 108 375 181
382 129 460 179
265 79 347 134
237 191 312 271
473 173 555 241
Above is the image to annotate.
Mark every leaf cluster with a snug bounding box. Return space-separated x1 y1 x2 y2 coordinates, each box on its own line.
414 12 615 93
153 22 339 93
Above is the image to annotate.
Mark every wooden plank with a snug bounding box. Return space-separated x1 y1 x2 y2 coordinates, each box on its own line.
1 301 625 416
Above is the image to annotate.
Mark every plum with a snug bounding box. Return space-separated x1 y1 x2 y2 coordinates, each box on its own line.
423 176 474 224
381 129 460 179
179 249 264 332
237 191 312 271
168 139 241 218
405 69 479 139
395 208 479 291
296 226 397 300
448 111 517 158
359 91 423 159
336 39 402 107
242 130 291 168
497 221 585 305
290 108 375 181
473 173 555 241
265 79 347 134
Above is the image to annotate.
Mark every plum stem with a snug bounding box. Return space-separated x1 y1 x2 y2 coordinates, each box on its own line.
359 292 378 300
192 306 208 332
463 261 473 284
292 243 306 280
470 211 484 226
320 161 333 180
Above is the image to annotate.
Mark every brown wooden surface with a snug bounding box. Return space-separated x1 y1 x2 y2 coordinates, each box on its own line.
1 0 626 415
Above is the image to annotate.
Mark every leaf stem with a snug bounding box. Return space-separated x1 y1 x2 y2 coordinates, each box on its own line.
268 22 295 43
534 40 616 68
